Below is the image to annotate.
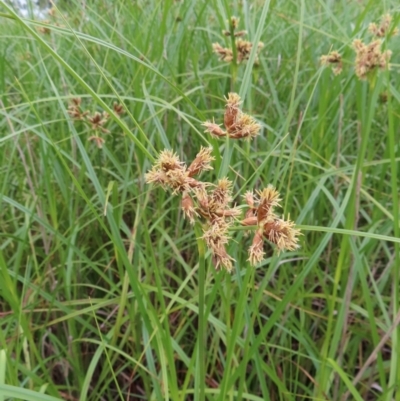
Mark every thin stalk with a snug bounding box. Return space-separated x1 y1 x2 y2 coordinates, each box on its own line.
194 223 206 401
386 79 400 401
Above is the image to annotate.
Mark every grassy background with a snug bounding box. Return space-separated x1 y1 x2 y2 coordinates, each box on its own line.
0 0 400 400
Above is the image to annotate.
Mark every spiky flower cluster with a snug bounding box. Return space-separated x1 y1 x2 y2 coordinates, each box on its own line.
145 148 213 195
203 93 261 140
352 39 392 80
145 149 241 271
241 186 301 266
146 93 301 272
320 51 343 75
212 16 264 64
67 98 125 148
368 14 399 38
320 14 396 81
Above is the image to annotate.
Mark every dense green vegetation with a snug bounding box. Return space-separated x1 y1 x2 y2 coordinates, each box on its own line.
0 0 399 400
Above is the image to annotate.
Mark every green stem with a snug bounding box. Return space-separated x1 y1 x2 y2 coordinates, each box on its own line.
194 223 206 401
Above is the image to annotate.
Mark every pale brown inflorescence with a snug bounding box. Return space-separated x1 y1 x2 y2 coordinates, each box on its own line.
320 51 343 75
352 39 392 80
67 98 125 148
203 93 261 141
242 185 301 266
145 147 241 272
146 93 300 272
368 14 399 38
212 16 264 65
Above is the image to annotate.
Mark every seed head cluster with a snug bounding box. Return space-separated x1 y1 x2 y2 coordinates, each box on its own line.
241 186 301 266
145 148 241 272
320 51 343 75
67 98 125 148
212 16 264 65
145 93 301 272
368 14 399 38
352 39 392 80
203 93 261 141
320 13 396 81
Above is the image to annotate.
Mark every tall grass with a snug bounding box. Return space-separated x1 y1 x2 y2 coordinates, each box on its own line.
0 0 399 400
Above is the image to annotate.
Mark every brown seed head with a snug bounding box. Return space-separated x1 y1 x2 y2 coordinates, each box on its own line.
224 92 242 130
88 136 105 148
212 43 233 62
248 230 265 266
263 218 301 253
181 192 197 224
353 39 392 80
228 113 261 140
230 16 240 30
203 121 227 138
256 186 281 225
113 102 125 116
187 147 215 177
202 218 235 272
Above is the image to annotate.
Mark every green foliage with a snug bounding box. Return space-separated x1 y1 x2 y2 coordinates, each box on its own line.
0 0 399 400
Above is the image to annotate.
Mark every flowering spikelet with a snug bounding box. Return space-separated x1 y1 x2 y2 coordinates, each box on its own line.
320 51 343 75
224 93 242 131
197 178 241 219
181 191 197 224
236 39 264 63
263 218 301 254
202 218 235 272
87 111 110 133
352 39 392 80
187 147 215 177
369 14 399 38
256 186 281 224
203 93 261 141
248 230 265 266
241 185 300 265
212 16 263 65
202 121 227 138
88 136 105 149
212 43 233 62
67 97 88 120
145 149 204 194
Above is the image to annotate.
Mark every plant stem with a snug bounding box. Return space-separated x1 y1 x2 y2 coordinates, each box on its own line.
194 223 206 401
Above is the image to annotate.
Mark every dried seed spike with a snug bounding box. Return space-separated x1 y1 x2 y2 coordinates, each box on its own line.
256 185 281 225
263 218 301 254
187 147 215 177
203 120 227 138
113 102 125 115
243 190 255 208
248 230 265 266
228 113 261 140
156 149 184 172
224 92 241 131
234 30 247 37
181 192 197 224
202 218 235 272
210 178 233 209
212 43 233 62
230 16 240 30
88 136 105 149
